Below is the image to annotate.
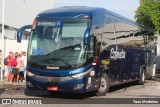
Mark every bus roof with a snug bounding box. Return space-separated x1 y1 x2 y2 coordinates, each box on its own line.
37 6 153 33
38 6 133 22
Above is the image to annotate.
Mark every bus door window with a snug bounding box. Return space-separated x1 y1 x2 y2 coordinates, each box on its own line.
100 48 111 67
88 36 101 78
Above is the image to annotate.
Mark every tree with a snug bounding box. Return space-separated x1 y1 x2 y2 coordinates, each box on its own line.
135 0 160 32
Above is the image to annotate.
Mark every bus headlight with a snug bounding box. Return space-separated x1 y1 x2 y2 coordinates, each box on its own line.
27 71 35 77
71 71 90 78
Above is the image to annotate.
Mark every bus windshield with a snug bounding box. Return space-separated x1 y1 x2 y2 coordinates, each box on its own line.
28 19 89 68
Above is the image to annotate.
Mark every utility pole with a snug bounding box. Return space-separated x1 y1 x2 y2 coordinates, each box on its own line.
1 0 5 81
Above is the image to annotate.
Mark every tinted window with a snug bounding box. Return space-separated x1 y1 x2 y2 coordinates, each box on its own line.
102 14 116 49
92 14 105 27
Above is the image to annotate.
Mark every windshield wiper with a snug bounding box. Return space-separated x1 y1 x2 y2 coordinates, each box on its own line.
29 57 74 68
28 56 44 66
45 50 57 56
45 57 74 68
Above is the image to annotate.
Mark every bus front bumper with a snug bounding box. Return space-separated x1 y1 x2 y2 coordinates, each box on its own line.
26 74 99 93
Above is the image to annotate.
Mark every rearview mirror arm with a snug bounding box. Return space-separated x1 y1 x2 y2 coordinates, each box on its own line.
17 25 32 43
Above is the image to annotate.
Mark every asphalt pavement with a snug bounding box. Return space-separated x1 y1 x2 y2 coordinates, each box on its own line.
0 76 160 106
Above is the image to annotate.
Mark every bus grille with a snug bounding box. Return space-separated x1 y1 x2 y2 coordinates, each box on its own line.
32 75 73 82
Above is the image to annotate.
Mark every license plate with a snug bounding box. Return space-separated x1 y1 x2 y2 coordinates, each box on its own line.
47 86 58 91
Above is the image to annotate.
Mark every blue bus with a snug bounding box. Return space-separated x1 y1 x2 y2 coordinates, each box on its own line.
17 6 155 96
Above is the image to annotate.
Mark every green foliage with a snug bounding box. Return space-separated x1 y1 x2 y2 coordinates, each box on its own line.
135 0 160 32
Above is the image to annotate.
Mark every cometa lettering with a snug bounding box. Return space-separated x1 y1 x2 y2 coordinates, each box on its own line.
110 48 126 59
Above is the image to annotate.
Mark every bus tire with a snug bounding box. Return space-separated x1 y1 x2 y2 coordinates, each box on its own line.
138 68 145 85
96 73 110 96
25 88 32 96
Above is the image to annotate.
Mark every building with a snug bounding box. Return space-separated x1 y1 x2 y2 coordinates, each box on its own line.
0 0 53 78
0 24 29 55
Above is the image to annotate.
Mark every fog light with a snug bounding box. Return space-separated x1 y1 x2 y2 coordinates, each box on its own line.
27 71 35 77
26 81 33 87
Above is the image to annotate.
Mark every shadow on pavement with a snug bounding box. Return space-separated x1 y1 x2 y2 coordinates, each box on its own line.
0 88 6 96
24 81 146 99
24 88 96 99
152 75 160 82
108 81 143 93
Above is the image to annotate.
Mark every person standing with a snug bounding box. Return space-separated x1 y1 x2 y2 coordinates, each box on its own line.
15 54 23 82
9 52 23 82
8 52 18 82
6 51 14 77
21 51 27 79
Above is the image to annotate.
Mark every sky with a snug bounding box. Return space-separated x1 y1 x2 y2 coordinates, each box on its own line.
54 0 140 20
0 0 53 28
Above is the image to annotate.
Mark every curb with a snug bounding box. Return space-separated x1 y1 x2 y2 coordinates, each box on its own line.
3 82 25 86
0 81 26 88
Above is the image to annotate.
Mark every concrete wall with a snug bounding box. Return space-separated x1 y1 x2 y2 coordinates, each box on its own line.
0 28 29 56
3 40 28 57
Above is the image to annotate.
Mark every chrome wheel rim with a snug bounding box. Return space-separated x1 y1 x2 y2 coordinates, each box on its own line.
142 72 145 82
99 77 107 92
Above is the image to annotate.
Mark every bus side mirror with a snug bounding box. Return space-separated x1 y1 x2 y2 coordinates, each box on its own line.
17 25 32 43
84 26 98 45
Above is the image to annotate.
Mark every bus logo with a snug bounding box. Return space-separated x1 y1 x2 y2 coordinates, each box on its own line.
46 66 59 70
110 48 126 59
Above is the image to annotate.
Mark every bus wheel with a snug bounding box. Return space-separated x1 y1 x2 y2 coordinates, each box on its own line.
25 88 34 96
138 68 145 85
96 74 110 96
